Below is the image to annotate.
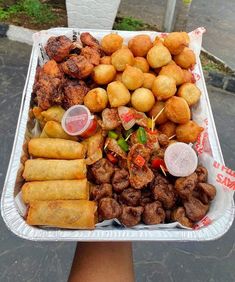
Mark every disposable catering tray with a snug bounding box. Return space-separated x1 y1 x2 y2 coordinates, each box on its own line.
1 28 234 241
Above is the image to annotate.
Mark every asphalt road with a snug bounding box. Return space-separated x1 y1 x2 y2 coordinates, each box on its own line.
0 39 235 282
119 0 235 70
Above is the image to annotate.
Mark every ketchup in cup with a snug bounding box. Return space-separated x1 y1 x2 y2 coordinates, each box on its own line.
164 142 198 177
62 105 97 138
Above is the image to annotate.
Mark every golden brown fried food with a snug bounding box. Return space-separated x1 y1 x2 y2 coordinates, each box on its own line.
45 35 72 62
122 65 144 90
171 207 193 228
101 33 123 54
174 47 196 69
84 88 108 112
152 36 164 46
63 79 89 109
152 75 177 100
147 44 172 68
142 73 156 89
115 72 123 82
80 46 100 66
159 121 177 138
40 59 63 78
182 69 194 83
100 56 112 64
111 48 134 71
181 31 190 45
148 101 168 125
159 64 184 86
165 96 191 124
80 32 101 51
41 105 65 123
176 120 203 143
61 55 94 79
128 34 153 57
133 57 150 73
177 83 201 106
92 64 116 85
107 81 131 107
164 32 188 55
131 88 155 112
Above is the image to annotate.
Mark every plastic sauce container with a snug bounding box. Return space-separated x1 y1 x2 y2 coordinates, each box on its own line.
62 105 97 138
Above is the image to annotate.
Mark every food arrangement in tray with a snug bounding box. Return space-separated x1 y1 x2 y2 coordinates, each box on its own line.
21 30 217 230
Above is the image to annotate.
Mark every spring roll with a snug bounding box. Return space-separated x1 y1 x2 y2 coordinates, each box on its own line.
41 106 65 123
23 159 87 181
26 200 97 229
22 179 89 203
28 138 86 159
42 121 77 140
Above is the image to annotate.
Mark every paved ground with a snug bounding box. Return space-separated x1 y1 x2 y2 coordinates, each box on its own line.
0 39 235 282
119 0 235 70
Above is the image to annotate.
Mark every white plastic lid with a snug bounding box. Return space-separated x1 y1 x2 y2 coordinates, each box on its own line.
61 105 93 136
164 142 198 177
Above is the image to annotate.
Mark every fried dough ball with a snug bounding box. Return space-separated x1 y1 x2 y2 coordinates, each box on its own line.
142 73 156 89
165 96 191 124
182 69 194 83
131 88 155 112
92 64 116 85
171 207 193 228
176 121 203 143
100 56 112 64
147 44 172 68
174 47 196 69
128 34 152 57
84 88 108 112
148 101 168 125
111 48 134 71
181 31 190 45
153 36 164 46
107 81 131 107
122 65 144 90
159 64 184 86
142 201 165 225
177 83 201 106
115 72 123 81
133 57 150 73
164 32 188 55
101 33 123 55
45 35 72 62
159 121 176 138
152 75 177 100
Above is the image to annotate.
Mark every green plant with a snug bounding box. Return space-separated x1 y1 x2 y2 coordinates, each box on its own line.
114 16 145 31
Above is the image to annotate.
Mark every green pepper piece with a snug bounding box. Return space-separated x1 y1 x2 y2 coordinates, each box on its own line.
117 137 129 152
108 131 118 139
137 127 147 144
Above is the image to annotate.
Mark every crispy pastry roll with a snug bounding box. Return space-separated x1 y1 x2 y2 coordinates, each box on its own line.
41 121 77 141
22 179 89 203
28 138 85 159
23 159 87 181
26 200 97 229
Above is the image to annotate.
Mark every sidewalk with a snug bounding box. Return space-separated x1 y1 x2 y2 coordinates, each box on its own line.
0 38 235 282
119 0 235 70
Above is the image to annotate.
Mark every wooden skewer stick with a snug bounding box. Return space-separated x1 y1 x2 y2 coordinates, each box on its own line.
125 133 133 141
153 107 165 122
151 116 154 132
160 165 167 177
169 134 176 140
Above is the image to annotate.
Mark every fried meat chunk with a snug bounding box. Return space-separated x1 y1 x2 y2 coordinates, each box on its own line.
45 35 72 62
98 198 122 220
142 201 165 225
91 158 114 184
119 206 143 227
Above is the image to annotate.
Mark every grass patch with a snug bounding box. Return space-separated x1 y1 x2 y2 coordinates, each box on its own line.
114 16 150 31
0 0 56 24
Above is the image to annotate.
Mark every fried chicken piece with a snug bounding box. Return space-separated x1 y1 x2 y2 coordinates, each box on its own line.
142 201 165 225
61 55 94 79
171 207 193 228
40 59 63 78
127 144 154 189
91 158 114 184
197 183 216 204
90 183 113 201
101 108 121 130
80 46 100 66
174 173 198 200
119 206 143 227
195 165 208 183
184 197 209 222
98 198 122 220
45 35 72 62
120 188 141 207
63 79 89 109
112 168 130 193
80 32 101 51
